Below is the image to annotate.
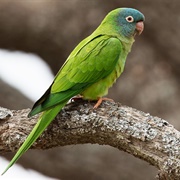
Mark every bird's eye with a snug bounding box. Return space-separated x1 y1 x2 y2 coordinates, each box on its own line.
125 16 134 23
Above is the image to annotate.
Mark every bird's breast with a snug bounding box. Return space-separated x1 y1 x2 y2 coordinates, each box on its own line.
81 54 126 100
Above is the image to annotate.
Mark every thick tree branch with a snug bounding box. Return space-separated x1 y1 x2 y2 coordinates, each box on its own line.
0 101 179 179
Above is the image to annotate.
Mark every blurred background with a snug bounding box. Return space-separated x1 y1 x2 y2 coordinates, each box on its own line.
0 0 180 179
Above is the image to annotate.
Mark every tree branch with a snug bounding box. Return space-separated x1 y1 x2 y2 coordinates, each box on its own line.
0 101 179 179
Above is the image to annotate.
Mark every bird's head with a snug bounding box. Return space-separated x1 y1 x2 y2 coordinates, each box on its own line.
99 8 145 39
117 8 145 37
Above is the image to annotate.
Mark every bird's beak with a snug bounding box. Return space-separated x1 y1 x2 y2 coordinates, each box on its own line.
135 21 144 35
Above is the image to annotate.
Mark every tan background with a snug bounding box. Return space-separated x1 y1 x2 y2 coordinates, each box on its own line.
0 1 179 179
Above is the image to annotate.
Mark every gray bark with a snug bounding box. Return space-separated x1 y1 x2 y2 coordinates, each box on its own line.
0 101 179 179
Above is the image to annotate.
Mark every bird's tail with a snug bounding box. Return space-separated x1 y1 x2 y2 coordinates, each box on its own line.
2 102 67 175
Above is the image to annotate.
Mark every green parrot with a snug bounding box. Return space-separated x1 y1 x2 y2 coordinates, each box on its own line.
2 7 144 174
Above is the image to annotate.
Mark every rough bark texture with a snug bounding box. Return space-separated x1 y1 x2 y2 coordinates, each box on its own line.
0 101 179 179
1 1 180 179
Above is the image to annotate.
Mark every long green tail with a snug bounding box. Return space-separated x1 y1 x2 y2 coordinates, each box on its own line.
2 102 66 175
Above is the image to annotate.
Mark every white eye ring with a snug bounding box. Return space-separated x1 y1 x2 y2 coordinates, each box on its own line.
125 16 134 23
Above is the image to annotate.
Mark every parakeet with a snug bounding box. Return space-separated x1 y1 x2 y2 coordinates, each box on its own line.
2 7 144 174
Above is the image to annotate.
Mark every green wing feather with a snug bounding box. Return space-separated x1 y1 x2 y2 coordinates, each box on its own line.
29 35 122 116
2 34 122 174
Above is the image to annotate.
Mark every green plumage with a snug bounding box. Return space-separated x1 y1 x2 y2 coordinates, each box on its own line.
2 8 145 175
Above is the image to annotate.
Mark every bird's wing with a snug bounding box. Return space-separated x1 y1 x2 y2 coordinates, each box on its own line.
29 35 122 116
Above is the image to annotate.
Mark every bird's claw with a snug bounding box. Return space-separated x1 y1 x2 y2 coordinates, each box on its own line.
93 97 114 109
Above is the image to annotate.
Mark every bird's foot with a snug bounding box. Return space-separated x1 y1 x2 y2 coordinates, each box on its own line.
93 97 114 109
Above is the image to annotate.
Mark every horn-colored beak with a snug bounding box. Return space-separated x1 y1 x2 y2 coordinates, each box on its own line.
135 21 144 35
